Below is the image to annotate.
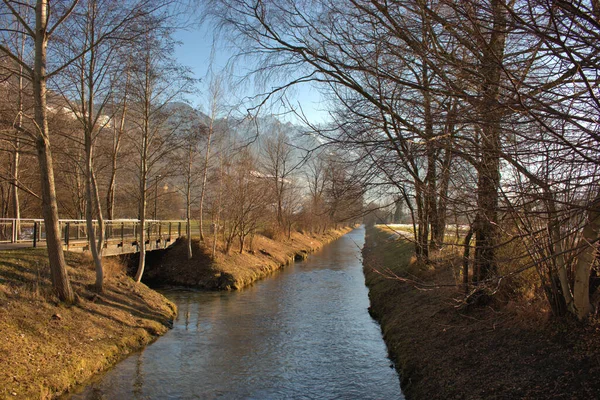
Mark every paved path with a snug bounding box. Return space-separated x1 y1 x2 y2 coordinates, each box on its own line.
0 218 187 255
0 240 176 255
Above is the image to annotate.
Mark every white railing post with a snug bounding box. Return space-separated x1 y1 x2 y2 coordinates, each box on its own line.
11 219 16 243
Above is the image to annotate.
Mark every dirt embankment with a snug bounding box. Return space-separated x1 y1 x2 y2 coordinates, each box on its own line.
362 226 600 400
138 227 353 290
0 249 176 399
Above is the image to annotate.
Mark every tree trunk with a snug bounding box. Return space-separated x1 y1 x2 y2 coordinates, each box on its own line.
135 159 147 283
414 180 429 260
37 135 74 302
573 191 600 320
134 182 147 283
186 217 192 260
212 151 224 259
34 0 74 303
135 214 146 282
134 106 149 283
545 191 575 314
474 0 507 281
85 152 103 292
11 132 20 230
91 169 104 253
422 62 440 251
106 168 116 220
106 128 120 220
199 120 214 241
425 143 439 250
107 78 128 220
277 174 284 228
12 52 24 236
225 234 233 255
434 146 453 247
212 221 219 258
186 178 192 260
83 38 104 291
75 149 85 219
400 187 419 254
463 224 475 294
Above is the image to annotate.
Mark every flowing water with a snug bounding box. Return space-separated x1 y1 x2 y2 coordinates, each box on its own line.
70 226 403 399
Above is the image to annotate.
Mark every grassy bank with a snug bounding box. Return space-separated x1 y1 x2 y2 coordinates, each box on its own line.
141 227 353 290
0 249 176 399
363 225 600 399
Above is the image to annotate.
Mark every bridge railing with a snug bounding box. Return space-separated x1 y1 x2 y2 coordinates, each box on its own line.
0 218 190 252
0 219 44 245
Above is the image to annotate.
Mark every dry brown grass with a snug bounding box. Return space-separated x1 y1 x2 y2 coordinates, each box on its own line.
142 227 353 290
363 225 600 399
209 227 353 289
0 249 176 399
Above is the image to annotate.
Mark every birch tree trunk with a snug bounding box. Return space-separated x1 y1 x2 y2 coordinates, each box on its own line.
134 91 150 283
134 129 149 282
11 121 20 232
199 121 212 241
212 150 224 259
12 41 24 234
186 141 193 260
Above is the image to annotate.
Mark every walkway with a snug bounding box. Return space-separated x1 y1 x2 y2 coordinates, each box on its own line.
0 218 194 255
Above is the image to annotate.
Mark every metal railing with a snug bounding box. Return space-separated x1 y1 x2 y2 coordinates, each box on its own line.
0 218 194 253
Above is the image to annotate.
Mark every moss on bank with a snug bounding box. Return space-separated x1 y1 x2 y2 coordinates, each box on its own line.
363 225 600 399
140 227 353 290
0 249 176 399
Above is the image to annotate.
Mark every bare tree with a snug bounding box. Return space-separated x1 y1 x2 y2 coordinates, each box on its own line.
177 112 204 259
221 149 268 254
129 24 196 282
260 127 297 231
105 56 132 220
303 154 327 232
52 0 178 291
0 0 79 302
198 73 224 241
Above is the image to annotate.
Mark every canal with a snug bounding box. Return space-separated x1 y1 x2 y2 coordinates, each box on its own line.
69 226 403 399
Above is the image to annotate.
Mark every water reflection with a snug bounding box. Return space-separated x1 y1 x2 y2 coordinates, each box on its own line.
69 226 402 399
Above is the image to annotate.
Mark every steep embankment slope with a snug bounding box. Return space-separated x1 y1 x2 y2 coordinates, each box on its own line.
0 250 176 399
142 228 353 289
362 226 600 399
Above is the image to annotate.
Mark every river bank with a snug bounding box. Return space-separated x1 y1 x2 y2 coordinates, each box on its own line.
67 225 401 399
140 227 353 290
0 249 176 399
363 225 600 399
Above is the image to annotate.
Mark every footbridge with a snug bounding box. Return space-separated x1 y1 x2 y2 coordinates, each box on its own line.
0 218 194 256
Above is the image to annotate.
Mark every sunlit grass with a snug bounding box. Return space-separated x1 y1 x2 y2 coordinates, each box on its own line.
0 248 176 398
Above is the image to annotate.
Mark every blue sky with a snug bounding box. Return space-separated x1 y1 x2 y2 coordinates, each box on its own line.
172 24 330 125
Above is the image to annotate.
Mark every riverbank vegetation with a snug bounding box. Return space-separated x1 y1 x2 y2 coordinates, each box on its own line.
0 1 363 302
2 0 600 396
0 2 361 395
0 249 176 399
140 227 352 289
364 225 600 399
207 0 600 323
